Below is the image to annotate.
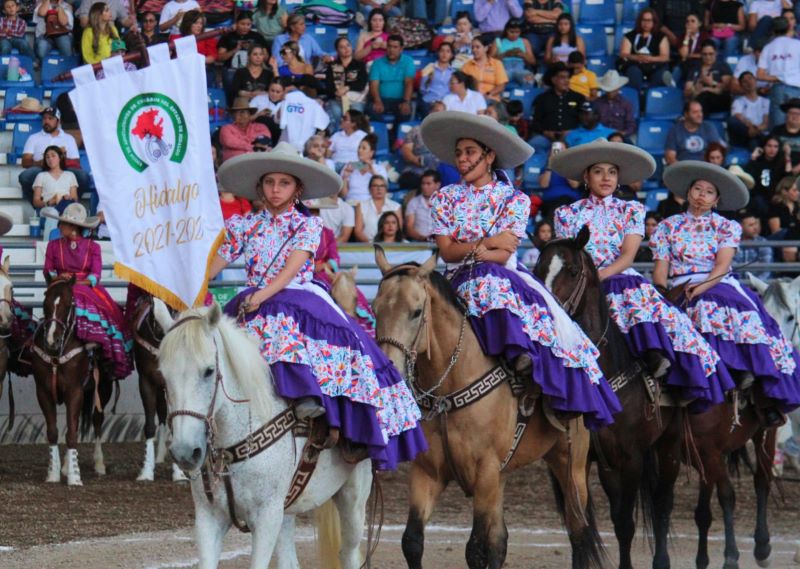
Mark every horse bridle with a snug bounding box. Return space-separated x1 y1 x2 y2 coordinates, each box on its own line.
34 279 78 358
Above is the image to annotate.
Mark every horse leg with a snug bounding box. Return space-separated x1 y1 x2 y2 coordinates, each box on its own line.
248 503 284 569
194 496 231 569
752 429 774 568
652 412 683 569
35 381 61 483
155 383 168 464
274 514 300 569
402 462 447 569
92 377 113 476
466 464 507 569
333 461 373 569
64 383 83 486
596 456 639 569
716 468 740 569
137 371 159 481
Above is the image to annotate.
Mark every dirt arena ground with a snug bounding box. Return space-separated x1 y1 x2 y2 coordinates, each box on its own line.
1 443 800 568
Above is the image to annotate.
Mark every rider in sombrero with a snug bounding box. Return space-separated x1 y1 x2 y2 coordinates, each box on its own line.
209 142 426 470
41 204 133 379
0 211 36 377
550 139 734 412
651 161 800 425
421 110 621 429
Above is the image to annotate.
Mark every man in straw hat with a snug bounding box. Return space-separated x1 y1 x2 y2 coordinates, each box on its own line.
0 211 35 378
208 142 426 469
594 70 636 137
651 160 800 426
551 138 734 411
40 203 133 379
219 97 271 163
420 110 621 429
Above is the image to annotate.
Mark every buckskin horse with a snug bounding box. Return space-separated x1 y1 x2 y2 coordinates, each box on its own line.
130 292 188 482
32 275 113 485
153 300 373 569
372 247 605 569
534 227 684 569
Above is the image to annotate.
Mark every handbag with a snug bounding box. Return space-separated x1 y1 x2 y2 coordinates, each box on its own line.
44 9 70 37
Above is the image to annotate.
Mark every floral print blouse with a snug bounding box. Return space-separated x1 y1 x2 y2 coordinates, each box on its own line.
650 211 740 276
218 206 322 286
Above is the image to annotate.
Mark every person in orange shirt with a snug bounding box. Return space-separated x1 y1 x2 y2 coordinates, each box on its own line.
461 35 508 101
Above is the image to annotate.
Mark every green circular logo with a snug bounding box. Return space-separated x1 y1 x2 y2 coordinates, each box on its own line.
117 93 188 173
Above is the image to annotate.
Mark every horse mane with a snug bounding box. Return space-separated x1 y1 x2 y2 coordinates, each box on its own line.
383 263 465 313
161 308 274 423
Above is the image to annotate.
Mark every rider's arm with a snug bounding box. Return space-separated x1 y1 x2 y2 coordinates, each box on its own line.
686 247 735 300
209 254 229 279
435 233 514 263
85 240 101 287
598 234 642 281
248 250 311 305
652 259 670 289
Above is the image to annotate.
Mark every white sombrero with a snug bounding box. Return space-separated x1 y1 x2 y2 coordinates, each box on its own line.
218 142 343 201
41 203 100 229
420 110 534 169
728 164 755 190
662 160 749 211
549 138 656 185
0 211 12 236
597 70 629 92
302 196 338 209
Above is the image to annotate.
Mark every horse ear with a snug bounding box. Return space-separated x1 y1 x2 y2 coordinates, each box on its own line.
207 302 222 328
417 252 438 278
374 245 392 275
350 265 358 278
747 272 769 296
1 256 9 275
152 297 175 331
575 225 591 249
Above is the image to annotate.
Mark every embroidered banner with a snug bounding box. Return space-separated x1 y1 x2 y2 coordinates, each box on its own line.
69 37 223 310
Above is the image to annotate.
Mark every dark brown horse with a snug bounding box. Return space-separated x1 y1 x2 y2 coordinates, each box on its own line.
32 275 113 486
373 247 606 569
534 227 685 569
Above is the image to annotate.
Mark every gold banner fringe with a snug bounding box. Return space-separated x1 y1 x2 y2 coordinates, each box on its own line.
114 228 226 312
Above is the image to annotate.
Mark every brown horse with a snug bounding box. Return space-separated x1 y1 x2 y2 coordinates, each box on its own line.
534 227 685 569
32 275 113 485
372 247 605 569
131 293 187 482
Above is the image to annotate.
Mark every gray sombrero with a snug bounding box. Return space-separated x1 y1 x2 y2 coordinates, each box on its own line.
662 160 749 211
302 196 338 210
218 142 343 201
420 110 534 169
549 138 656 185
42 203 100 229
0 211 12 236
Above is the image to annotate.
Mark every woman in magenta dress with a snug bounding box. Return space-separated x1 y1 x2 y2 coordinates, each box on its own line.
42 204 132 379
0 212 35 377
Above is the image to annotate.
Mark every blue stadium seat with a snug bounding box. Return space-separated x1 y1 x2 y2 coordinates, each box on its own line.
577 25 608 56
643 87 683 120
621 0 648 24
614 23 634 51
644 188 668 211
307 25 340 53
726 146 751 166
41 55 80 89
706 111 730 121
49 86 71 105
450 0 475 20
619 85 640 117
397 120 420 142
586 54 613 76
10 120 40 163
3 86 44 122
578 0 615 25
707 119 727 143
410 54 436 69
0 55 35 90
522 152 548 191
504 86 542 113
643 159 664 189
371 122 390 156
636 120 672 153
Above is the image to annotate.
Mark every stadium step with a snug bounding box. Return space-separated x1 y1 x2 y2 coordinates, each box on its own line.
0 185 21 198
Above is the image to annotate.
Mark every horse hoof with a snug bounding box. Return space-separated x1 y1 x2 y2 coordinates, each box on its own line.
67 478 83 487
755 557 771 568
95 466 106 476
45 474 60 483
136 471 155 482
722 559 739 569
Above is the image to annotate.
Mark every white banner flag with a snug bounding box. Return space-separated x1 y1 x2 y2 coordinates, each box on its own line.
69 37 224 310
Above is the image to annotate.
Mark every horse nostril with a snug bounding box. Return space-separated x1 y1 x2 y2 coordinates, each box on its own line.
192 447 203 463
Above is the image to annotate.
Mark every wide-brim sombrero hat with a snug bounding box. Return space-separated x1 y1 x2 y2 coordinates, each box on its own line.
218 142 343 201
302 196 338 209
663 160 749 211
420 110 533 170
41 203 100 229
549 138 656 185
0 211 12 236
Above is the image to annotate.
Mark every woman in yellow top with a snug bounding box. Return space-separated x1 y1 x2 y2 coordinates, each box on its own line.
81 1 118 64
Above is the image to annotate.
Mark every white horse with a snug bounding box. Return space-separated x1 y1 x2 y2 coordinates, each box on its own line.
153 300 373 569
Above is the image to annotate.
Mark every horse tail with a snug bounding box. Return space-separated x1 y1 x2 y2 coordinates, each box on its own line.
79 369 94 439
638 446 661 547
727 446 754 479
314 499 342 569
547 469 607 569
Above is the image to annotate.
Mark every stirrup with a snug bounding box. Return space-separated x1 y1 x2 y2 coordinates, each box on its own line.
295 398 326 420
644 351 670 379
736 371 756 392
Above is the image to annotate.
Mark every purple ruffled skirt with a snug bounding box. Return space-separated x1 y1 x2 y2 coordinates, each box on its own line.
224 285 427 470
73 284 133 379
450 262 621 430
603 273 734 413
685 282 800 413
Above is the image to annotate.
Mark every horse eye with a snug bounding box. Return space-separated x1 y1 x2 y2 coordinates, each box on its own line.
411 308 422 319
788 315 795 322
203 367 214 379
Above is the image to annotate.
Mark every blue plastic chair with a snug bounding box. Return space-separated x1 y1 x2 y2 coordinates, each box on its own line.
450 0 475 20
614 23 634 51
578 0 615 24
0 55 35 89
636 120 672 153
397 120 420 142
504 86 542 114
41 55 80 89
49 86 71 106
619 85 640 117
371 122 390 156
586 54 613 76
9 120 40 163
307 25 341 54
707 119 727 143
577 25 608 56
621 0 648 24
643 87 683 120
726 146 751 166
3 86 44 122
644 188 669 211
522 153 548 191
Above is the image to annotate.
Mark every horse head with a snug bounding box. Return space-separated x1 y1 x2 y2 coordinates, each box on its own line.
155 299 272 474
41 274 76 353
750 273 800 352
330 267 358 317
533 225 598 315
0 256 13 334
